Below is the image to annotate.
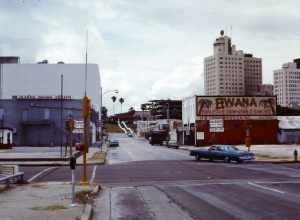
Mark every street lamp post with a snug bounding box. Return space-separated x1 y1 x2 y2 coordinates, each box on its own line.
100 89 118 140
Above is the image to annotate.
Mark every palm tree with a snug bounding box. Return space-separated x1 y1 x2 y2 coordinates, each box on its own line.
119 97 124 113
111 96 117 115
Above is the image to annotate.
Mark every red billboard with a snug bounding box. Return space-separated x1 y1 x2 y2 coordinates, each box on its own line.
196 96 276 119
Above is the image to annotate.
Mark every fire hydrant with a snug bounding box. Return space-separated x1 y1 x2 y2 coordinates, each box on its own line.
294 149 298 162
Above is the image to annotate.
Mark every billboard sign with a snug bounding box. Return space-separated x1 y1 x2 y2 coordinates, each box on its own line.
196 96 276 117
13 95 72 100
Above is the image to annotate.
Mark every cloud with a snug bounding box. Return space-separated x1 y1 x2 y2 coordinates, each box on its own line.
1 0 300 114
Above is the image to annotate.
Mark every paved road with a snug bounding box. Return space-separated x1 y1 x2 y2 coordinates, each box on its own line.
106 133 191 164
20 133 300 219
93 134 300 220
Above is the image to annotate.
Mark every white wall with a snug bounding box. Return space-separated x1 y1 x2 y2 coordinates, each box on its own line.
1 64 101 110
182 96 196 125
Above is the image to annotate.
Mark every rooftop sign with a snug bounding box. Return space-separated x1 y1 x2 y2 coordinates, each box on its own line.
196 96 276 118
13 95 72 100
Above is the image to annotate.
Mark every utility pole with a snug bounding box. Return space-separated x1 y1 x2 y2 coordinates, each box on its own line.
81 30 90 184
60 74 64 158
82 95 90 183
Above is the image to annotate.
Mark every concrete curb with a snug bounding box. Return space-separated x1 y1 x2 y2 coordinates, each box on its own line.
80 204 93 220
0 161 106 166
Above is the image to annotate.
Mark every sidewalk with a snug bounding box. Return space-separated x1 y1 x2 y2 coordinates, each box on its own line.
236 144 300 161
179 144 300 162
0 182 96 220
0 146 107 166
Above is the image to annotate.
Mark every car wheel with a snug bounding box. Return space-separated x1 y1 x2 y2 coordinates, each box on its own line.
236 158 243 163
196 154 201 161
224 156 231 163
209 157 214 162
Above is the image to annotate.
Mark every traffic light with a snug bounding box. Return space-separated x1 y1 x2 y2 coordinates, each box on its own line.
70 156 76 170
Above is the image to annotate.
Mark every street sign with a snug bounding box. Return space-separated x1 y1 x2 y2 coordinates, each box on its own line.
209 127 224 132
209 119 224 128
74 120 84 129
196 132 204 140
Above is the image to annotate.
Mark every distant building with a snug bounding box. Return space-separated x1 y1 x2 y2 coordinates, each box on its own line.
274 59 300 108
141 100 182 120
110 110 152 125
257 84 273 96
204 30 262 96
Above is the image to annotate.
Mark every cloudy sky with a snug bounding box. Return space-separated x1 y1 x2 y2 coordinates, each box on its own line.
1 0 300 114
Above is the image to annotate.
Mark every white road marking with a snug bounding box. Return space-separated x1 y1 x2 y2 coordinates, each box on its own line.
28 167 58 182
247 181 285 194
103 178 300 189
255 180 300 185
90 165 98 184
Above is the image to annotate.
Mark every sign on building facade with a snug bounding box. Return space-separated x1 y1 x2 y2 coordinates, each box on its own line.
196 96 276 120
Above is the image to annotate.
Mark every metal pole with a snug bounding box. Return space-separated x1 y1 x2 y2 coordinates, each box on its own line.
69 129 73 157
71 169 75 204
81 96 90 184
100 86 102 146
82 112 88 183
84 31 88 96
60 74 63 158
81 30 89 184
0 64 3 145
0 64 2 99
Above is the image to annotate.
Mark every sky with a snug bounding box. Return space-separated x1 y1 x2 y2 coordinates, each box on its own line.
1 0 300 114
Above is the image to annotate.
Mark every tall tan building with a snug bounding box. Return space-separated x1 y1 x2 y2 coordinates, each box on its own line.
274 59 300 108
204 31 262 96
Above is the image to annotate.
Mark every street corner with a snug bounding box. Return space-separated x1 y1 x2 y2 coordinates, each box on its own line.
75 147 107 165
0 181 100 220
89 150 107 164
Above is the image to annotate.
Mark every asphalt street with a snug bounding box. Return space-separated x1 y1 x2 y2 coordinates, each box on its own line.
20 133 300 220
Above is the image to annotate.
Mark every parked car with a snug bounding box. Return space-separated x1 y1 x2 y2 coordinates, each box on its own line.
190 145 255 163
109 140 119 147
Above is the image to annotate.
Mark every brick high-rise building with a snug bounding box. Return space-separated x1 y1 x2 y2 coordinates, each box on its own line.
274 59 300 108
204 30 262 96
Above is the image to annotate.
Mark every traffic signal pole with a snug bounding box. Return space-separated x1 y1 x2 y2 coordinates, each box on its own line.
81 95 90 184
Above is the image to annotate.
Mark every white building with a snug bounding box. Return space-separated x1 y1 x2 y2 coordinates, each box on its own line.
274 59 300 108
204 30 262 96
0 63 101 110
